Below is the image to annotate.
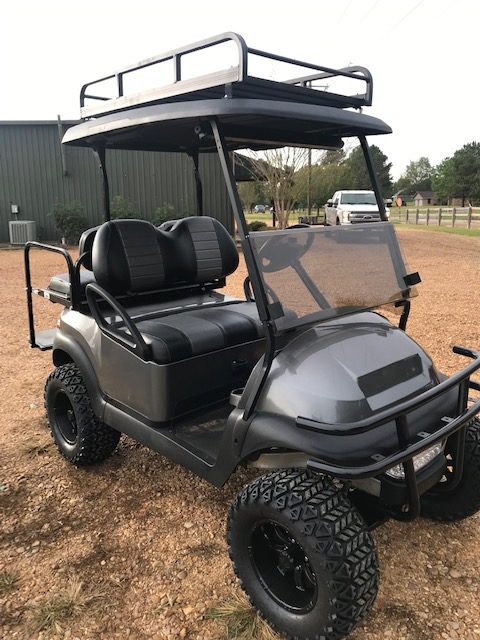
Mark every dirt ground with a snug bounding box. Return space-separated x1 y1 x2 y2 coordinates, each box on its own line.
1 228 480 640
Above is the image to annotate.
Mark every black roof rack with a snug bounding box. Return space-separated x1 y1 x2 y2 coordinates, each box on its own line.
79 32 373 119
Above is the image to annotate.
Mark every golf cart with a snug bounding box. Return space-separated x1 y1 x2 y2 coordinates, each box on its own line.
24 33 480 640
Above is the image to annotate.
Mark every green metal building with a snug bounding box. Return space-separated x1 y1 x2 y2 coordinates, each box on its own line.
0 120 232 243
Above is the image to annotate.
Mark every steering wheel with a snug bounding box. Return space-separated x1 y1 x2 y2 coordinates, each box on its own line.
257 224 314 273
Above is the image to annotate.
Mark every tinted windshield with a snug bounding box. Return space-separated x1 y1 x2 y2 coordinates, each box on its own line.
340 192 377 205
249 223 415 332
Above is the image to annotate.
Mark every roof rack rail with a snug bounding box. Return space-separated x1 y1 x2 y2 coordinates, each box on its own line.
79 32 373 119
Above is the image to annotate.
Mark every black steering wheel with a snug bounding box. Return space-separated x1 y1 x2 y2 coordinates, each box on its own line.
257 223 314 273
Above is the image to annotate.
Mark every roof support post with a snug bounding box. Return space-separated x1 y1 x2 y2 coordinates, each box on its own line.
56 115 68 176
359 135 387 221
189 151 203 216
93 146 111 221
209 116 275 420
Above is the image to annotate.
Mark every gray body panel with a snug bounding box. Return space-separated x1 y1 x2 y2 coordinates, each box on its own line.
53 307 459 485
241 313 458 470
256 311 437 424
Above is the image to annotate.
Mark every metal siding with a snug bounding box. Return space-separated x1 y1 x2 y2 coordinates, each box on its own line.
0 123 232 243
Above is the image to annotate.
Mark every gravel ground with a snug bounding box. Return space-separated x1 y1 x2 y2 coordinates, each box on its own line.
1 228 479 640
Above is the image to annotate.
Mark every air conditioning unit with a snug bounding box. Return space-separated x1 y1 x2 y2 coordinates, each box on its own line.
9 220 37 245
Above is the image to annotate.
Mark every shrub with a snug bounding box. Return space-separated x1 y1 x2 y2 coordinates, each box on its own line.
110 195 137 219
247 220 269 232
152 203 185 226
51 202 88 244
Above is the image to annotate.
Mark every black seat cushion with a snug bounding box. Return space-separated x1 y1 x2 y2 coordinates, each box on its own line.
78 226 100 271
133 301 264 364
91 217 239 296
168 216 239 283
48 270 96 296
92 219 177 294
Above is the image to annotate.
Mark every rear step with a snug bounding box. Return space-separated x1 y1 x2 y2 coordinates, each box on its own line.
32 328 56 351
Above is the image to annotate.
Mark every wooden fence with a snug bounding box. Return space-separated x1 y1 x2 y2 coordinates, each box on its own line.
390 206 480 229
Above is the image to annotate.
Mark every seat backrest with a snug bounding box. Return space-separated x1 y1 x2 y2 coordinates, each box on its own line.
168 216 238 283
91 217 238 295
78 226 100 271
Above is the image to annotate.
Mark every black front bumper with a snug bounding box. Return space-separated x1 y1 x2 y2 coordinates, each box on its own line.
301 345 480 519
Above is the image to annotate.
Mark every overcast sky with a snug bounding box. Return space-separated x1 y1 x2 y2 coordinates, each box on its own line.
1 0 478 179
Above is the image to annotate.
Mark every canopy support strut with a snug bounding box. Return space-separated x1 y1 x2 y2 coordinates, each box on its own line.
93 146 111 221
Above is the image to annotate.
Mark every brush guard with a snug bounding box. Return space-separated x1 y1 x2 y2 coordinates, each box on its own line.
303 346 480 520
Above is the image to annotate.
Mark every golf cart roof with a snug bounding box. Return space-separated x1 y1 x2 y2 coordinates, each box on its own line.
63 32 392 153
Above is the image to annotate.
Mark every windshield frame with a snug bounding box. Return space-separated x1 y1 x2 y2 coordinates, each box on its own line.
210 119 393 417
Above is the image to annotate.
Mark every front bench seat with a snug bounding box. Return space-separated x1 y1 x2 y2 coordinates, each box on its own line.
134 303 263 363
91 217 264 363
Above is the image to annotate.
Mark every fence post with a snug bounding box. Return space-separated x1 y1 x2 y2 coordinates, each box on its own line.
452 207 456 227
438 207 442 226
426 208 430 225
468 206 472 229
406 208 409 223
415 208 419 224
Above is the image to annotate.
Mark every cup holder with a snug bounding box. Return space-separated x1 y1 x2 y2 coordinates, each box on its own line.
230 388 244 407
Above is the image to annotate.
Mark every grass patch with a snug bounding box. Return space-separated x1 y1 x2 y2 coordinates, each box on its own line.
393 223 480 237
0 570 19 594
29 578 99 632
207 592 278 640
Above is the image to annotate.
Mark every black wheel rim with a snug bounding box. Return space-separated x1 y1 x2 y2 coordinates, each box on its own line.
249 520 317 613
54 391 78 445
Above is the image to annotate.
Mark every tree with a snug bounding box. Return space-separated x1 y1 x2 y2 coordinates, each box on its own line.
343 145 393 194
321 149 347 166
432 157 455 203
395 157 435 193
238 148 310 228
237 180 268 212
433 142 480 205
296 162 349 211
451 142 480 205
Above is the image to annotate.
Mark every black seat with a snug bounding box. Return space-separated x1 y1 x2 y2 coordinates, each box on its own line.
134 302 263 364
91 217 264 363
48 226 99 296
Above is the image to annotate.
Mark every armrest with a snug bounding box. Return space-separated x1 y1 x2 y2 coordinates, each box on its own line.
85 283 151 361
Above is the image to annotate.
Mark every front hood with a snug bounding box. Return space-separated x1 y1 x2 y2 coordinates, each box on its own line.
258 312 438 424
339 204 379 212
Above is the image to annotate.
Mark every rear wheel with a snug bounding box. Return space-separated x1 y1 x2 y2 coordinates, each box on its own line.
44 363 120 465
228 469 379 640
421 420 480 521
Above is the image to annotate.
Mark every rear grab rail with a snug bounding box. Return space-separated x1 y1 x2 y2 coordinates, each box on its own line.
24 242 76 348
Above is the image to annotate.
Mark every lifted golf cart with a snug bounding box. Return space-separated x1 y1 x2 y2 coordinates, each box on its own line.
25 33 480 640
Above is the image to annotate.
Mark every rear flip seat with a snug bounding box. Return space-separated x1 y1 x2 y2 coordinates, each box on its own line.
91 217 264 363
48 226 99 296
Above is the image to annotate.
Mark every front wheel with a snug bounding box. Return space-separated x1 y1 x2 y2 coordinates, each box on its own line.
227 470 379 640
421 420 480 521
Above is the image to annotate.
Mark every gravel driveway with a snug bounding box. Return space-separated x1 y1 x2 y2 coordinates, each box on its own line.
0 228 479 639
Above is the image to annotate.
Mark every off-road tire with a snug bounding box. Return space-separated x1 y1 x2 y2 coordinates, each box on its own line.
421 419 480 521
44 363 120 465
227 469 379 640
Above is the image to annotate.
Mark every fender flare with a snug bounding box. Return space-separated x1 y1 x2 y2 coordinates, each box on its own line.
52 332 107 421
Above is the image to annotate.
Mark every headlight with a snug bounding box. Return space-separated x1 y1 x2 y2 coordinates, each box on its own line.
386 441 445 480
342 210 351 223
